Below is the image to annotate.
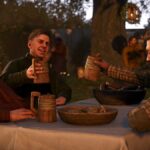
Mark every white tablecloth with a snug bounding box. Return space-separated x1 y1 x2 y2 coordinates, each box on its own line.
0 98 150 150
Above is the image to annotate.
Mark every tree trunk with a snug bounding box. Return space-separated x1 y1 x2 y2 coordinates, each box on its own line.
91 0 127 65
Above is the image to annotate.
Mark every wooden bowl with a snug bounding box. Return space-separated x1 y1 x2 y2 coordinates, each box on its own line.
58 105 118 125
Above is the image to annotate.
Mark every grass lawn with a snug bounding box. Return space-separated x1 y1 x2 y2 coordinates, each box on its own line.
65 75 109 102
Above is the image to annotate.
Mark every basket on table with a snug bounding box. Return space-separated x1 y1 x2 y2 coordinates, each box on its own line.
58 105 118 125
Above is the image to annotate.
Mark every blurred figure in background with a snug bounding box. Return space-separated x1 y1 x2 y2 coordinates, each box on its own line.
122 35 146 70
51 36 67 75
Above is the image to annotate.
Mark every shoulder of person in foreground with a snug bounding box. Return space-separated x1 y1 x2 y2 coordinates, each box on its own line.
128 99 150 132
0 79 35 122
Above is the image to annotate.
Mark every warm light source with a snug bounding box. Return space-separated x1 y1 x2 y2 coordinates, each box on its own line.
126 3 141 24
77 67 85 79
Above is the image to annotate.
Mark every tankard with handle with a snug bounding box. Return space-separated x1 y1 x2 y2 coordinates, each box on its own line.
30 91 57 123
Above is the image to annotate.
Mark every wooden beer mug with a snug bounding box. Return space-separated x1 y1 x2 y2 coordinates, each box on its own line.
84 55 100 81
30 91 57 123
32 58 50 84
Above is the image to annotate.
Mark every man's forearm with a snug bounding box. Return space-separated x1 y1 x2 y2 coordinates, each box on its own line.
1 70 31 87
107 65 139 84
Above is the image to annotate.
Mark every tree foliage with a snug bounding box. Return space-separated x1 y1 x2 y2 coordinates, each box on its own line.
0 0 50 61
0 0 90 71
90 0 150 65
32 0 89 28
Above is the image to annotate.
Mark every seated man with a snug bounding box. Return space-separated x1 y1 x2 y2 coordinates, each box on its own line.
94 38 150 132
0 29 72 121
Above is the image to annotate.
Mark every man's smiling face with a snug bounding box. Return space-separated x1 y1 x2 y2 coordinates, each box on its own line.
28 34 50 58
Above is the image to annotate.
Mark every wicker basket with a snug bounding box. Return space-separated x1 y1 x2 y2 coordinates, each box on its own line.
58 105 118 125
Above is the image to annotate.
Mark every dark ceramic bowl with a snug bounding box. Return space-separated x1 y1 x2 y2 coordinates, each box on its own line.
93 86 146 105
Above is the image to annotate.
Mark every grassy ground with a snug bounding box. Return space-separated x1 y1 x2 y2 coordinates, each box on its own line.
65 75 109 102
67 77 98 101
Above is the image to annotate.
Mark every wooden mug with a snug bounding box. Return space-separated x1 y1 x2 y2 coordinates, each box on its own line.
32 58 50 84
30 91 57 123
84 55 100 81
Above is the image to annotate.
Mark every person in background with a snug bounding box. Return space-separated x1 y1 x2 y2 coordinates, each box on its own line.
122 35 146 70
51 36 67 75
0 28 72 112
94 38 150 131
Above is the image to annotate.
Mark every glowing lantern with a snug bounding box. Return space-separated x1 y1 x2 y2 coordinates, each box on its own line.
126 3 141 24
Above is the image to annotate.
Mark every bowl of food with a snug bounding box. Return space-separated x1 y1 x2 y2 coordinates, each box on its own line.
93 84 146 105
58 105 118 125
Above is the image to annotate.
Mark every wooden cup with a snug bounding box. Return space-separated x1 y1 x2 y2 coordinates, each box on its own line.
84 56 100 81
32 58 50 84
30 92 57 123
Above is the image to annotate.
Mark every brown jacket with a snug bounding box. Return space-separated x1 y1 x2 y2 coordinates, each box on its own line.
0 80 26 122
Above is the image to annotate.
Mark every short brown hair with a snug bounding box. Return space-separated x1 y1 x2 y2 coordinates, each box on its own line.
28 28 52 41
